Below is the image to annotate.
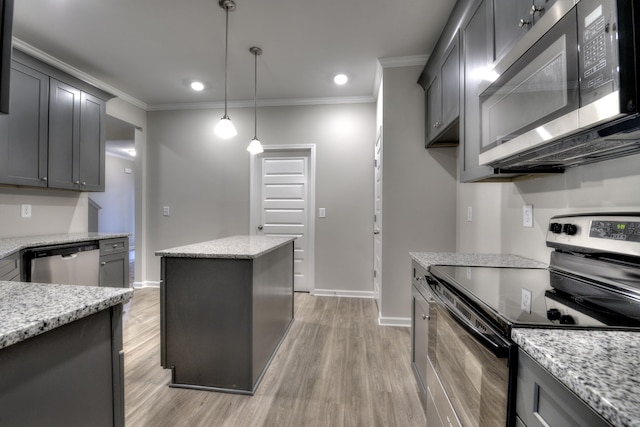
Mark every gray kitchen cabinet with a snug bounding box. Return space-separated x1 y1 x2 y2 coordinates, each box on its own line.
0 50 111 191
493 0 534 62
460 0 496 182
0 62 49 187
48 79 106 191
99 238 129 288
424 35 460 146
0 251 21 281
516 349 612 427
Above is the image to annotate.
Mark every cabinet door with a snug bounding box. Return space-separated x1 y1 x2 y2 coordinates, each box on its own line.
425 75 442 144
100 252 129 288
460 0 496 181
440 39 460 130
493 0 533 61
48 78 81 190
79 92 106 191
0 62 49 187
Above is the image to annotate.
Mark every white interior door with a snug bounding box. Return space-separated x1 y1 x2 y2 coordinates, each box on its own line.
251 148 314 292
374 131 382 309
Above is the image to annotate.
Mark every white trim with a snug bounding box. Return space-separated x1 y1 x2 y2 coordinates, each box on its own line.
133 281 161 289
148 96 375 111
378 55 429 68
250 144 316 293
13 38 149 111
378 316 411 327
312 289 375 299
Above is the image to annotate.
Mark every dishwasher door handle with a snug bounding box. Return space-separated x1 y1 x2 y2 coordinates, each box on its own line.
61 253 78 260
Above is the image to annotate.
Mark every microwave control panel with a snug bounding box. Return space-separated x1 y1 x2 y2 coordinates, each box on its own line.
578 0 617 106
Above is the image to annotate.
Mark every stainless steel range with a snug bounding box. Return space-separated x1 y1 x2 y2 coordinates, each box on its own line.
412 214 640 427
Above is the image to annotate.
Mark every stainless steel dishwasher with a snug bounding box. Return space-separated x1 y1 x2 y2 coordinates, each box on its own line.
24 242 100 286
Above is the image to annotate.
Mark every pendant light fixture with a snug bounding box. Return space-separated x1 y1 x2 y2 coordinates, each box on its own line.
247 46 264 154
214 0 237 139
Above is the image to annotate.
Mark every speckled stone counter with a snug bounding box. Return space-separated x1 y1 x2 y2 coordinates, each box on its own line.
0 281 133 349
0 232 130 259
512 328 640 427
156 235 296 259
410 252 548 270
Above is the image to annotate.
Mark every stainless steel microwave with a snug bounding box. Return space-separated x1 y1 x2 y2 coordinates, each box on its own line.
478 0 640 171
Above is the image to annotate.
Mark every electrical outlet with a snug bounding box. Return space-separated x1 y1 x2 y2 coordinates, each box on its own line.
521 288 532 313
467 206 473 222
163 206 170 217
21 204 32 218
319 208 326 218
523 204 533 228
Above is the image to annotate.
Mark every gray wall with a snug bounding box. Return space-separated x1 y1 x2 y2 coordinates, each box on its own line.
380 65 458 321
90 154 135 247
146 103 376 294
457 154 640 262
0 187 88 237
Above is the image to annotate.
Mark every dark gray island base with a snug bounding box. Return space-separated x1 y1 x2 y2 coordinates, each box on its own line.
157 235 295 395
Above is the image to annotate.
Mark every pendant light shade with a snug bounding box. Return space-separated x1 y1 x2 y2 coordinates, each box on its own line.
247 46 264 154
215 0 237 139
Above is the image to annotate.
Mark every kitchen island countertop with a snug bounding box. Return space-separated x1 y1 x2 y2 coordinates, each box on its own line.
512 328 640 427
0 281 133 350
156 235 296 259
0 232 130 260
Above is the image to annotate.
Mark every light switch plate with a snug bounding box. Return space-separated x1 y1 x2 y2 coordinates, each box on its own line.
163 206 170 217
523 204 533 228
319 208 326 218
467 206 473 222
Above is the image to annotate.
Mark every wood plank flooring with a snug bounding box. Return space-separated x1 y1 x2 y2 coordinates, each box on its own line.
123 288 425 426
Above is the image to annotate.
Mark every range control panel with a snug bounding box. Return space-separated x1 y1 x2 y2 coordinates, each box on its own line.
547 214 640 256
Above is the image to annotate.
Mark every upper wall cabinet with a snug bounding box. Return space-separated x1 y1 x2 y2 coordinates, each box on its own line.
424 36 460 146
0 50 112 191
493 0 559 62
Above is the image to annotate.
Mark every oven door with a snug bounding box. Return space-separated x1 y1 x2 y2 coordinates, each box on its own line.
426 276 517 427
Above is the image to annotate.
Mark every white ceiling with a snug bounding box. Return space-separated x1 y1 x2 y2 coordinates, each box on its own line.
13 0 457 109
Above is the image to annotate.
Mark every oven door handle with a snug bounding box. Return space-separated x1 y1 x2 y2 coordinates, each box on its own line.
426 276 512 358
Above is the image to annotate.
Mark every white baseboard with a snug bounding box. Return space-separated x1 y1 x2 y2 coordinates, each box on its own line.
311 289 375 299
133 281 161 289
378 316 411 327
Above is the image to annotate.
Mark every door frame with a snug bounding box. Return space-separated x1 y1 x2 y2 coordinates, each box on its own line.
249 144 316 293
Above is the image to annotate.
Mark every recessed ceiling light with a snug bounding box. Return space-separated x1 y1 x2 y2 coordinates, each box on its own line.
334 73 348 85
190 81 205 91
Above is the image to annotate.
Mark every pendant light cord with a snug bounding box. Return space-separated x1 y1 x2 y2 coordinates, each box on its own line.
254 50 258 139
224 7 229 118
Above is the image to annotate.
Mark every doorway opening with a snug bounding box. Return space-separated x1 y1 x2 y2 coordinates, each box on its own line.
89 115 136 286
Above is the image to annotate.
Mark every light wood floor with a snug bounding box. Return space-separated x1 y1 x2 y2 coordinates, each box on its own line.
123 288 426 427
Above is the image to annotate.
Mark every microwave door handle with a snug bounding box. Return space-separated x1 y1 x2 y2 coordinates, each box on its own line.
426 278 511 358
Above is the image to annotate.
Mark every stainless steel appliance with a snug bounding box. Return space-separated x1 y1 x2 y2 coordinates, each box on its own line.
24 242 100 286
415 213 640 426
479 0 640 171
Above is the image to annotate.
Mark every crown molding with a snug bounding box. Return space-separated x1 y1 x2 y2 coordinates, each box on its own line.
378 54 429 68
148 95 375 111
12 39 149 111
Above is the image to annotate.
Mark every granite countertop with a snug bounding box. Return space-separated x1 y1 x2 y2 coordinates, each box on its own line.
156 235 296 259
0 232 130 259
513 328 640 427
0 281 133 350
410 252 548 270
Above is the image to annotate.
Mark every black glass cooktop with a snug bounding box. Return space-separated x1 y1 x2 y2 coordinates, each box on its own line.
428 265 640 332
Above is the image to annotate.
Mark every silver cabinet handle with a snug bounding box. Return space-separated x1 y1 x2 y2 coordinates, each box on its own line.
74 180 80 185
519 18 530 28
422 314 427 320
101 262 107 266
530 4 543 15
374 229 380 235
257 225 264 230
113 244 118 248
433 121 441 129
41 176 48 182
82 181 86 186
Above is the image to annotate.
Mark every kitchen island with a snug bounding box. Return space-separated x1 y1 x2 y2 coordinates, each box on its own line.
0 281 133 427
156 235 295 394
